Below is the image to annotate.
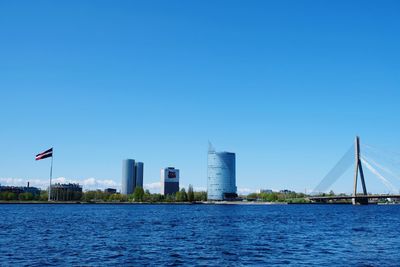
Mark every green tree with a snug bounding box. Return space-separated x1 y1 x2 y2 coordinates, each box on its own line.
127 193 135 202
194 191 207 201
133 187 145 202
0 192 7 200
175 191 180 201
109 193 127 202
6 192 17 201
260 192 279 202
247 193 258 200
18 192 33 201
176 188 188 202
143 189 152 202
149 193 164 202
109 193 121 201
188 185 194 202
39 191 48 201
270 193 279 202
165 194 175 202
82 191 96 202
82 190 112 202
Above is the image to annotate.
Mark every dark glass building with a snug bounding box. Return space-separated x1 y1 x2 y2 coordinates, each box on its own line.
104 188 117 194
161 167 179 195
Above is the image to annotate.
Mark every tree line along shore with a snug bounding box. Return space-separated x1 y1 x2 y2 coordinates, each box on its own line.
0 185 312 204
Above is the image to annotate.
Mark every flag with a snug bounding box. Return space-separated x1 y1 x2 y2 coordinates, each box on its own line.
35 148 53 161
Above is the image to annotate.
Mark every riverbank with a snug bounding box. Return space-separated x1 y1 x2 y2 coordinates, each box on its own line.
1 201 394 205
0 200 362 205
0 200 291 205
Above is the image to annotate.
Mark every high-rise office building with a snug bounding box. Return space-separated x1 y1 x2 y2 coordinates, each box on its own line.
207 144 237 200
135 162 144 188
161 167 179 195
121 159 144 195
122 159 136 195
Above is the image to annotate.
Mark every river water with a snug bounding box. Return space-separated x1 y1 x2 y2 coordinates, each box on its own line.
0 204 399 266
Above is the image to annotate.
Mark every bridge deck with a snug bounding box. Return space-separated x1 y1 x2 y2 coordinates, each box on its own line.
309 195 400 201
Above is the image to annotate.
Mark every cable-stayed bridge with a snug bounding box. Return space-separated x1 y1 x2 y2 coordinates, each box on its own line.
310 136 400 205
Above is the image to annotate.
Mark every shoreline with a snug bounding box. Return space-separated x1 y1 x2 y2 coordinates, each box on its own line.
1 200 396 205
0 201 356 205
0 201 285 205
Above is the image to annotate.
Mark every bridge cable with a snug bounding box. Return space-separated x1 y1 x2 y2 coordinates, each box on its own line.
360 156 398 193
312 144 354 194
363 143 400 166
361 155 400 182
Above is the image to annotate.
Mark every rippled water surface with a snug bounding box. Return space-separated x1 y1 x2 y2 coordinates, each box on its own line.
1 204 400 266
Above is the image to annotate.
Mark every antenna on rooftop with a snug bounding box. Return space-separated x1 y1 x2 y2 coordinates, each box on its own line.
208 141 215 153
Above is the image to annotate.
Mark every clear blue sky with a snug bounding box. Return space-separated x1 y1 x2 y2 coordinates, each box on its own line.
1 0 399 194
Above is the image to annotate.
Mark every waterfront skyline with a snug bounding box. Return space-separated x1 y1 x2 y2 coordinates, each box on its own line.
1 1 400 194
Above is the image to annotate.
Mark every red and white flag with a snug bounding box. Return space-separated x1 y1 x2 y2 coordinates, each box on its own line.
35 148 53 161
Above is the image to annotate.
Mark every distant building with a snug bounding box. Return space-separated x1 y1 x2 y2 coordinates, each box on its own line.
161 167 179 195
0 186 23 195
260 189 273 194
0 182 40 196
104 188 117 194
51 183 82 201
207 144 237 200
121 159 144 195
135 162 144 188
280 189 294 194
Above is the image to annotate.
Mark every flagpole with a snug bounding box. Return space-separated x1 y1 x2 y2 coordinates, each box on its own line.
48 153 53 201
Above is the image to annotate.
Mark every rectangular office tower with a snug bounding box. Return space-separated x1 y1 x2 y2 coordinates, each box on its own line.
161 167 179 195
135 162 144 188
121 159 144 195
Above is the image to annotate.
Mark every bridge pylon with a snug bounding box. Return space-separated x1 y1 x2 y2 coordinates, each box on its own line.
352 136 368 205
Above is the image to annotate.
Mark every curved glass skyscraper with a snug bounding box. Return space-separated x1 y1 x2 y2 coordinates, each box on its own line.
207 145 237 200
122 159 135 195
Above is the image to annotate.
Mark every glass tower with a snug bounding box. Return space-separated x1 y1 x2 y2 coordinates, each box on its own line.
122 159 135 195
135 162 144 188
122 159 144 195
207 144 237 200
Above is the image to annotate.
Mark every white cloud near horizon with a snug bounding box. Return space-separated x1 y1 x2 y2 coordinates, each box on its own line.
0 178 261 196
0 177 46 188
0 177 118 191
0 177 165 193
144 182 161 192
237 187 257 195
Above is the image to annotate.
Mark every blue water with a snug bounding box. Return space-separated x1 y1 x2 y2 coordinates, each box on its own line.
1 204 400 266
